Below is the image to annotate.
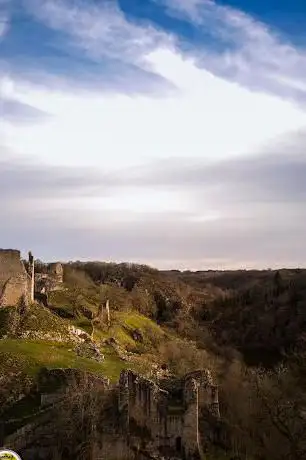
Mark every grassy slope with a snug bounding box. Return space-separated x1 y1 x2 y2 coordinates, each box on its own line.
0 281 183 433
0 307 165 430
0 288 172 383
1 283 229 458
94 310 168 346
0 339 127 382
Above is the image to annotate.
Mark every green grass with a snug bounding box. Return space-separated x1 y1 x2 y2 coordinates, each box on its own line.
94 311 167 349
0 339 128 382
72 317 93 335
48 286 99 317
0 306 170 384
18 303 71 339
118 311 161 331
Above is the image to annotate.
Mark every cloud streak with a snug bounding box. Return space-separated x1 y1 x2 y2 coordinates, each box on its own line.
2 203 305 269
25 0 174 65
158 0 306 104
0 150 123 199
1 128 306 269
1 0 306 269
1 97 51 123
126 130 306 203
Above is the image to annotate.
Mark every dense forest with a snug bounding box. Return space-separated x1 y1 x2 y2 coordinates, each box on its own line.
61 261 306 459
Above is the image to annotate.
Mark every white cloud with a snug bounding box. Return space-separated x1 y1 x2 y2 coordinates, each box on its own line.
2 0 306 268
0 0 13 38
4 46 306 174
159 0 306 101
0 20 8 38
0 15 9 41
26 0 174 64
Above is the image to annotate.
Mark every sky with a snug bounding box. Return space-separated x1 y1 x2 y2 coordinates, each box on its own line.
1 0 306 270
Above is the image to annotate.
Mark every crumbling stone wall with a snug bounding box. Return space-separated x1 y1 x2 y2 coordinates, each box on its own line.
48 262 63 284
118 369 220 459
35 262 63 295
0 249 31 307
184 370 220 416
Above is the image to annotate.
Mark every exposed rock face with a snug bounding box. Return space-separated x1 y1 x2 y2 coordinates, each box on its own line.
0 249 31 307
75 341 105 362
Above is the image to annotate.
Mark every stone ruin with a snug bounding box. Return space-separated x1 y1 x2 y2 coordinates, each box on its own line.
0 248 64 308
3 368 221 460
118 368 220 459
0 249 34 308
35 261 63 294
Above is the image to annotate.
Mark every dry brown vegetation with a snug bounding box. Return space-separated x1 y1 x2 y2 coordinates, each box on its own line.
3 259 306 459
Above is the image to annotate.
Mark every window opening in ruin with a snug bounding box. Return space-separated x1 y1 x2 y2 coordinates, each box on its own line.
175 436 182 452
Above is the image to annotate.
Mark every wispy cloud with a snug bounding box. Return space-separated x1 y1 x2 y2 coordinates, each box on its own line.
0 1 10 39
2 200 305 269
13 0 306 103
1 0 176 96
25 0 173 65
0 149 123 199
127 129 306 203
1 0 306 268
1 97 51 123
158 0 306 104
2 128 306 269
3 48 306 170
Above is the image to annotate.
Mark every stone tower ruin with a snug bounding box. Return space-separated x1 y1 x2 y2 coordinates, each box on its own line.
118 369 220 459
48 262 63 284
28 251 35 303
0 249 33 307
35 261 64 295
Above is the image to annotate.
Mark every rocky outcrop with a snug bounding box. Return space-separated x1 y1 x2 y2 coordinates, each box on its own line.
75 341 104 362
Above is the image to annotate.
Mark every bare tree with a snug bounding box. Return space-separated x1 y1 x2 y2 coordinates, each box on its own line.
51 372 117 460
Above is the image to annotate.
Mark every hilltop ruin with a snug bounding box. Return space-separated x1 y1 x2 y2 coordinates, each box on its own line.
35 261 63 294
0 249 33 307
0 249 63 308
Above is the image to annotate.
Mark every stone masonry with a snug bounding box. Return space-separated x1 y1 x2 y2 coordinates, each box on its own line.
118 369 220 459
0 249 33 307
35 262 63 294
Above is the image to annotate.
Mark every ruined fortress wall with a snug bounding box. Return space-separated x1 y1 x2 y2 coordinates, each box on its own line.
0 249 30 307
95 435 131 460
163 414 183 449
0 250 24 278
185 369 216 407
48 262 63 284
118 369 219 458
35 263 64 294
127 371 154 427
120 370 162 440
183 378 199 457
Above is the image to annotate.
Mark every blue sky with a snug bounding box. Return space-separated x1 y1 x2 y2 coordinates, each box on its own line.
1 0 306 269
